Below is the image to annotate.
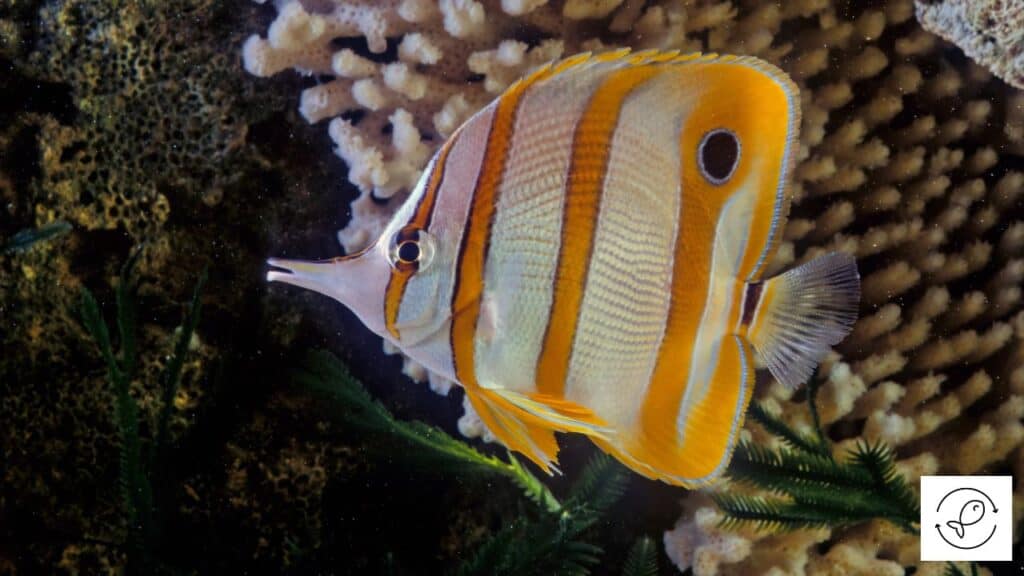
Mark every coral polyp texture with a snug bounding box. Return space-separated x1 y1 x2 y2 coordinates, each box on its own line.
246 0 1022 573
27 0 271 240
914 0 1024 90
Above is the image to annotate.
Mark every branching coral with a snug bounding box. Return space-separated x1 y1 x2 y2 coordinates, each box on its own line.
247 0 1024 573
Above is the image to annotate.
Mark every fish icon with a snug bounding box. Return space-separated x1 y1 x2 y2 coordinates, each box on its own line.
946 499 985 539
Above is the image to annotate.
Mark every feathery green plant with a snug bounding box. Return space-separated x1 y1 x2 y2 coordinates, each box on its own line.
621 536 658 576
714 388 919 534
297 350 562 511
80 253 205 572
454 452 628 576
944 561 980 576
297 351 632 575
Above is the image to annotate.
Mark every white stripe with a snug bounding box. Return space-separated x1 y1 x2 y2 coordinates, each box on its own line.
564 74 683 428
472 65 607 393
394 106 495 382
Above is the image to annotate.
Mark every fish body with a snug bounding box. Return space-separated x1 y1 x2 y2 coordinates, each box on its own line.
268 50 861 487
947 499 985 539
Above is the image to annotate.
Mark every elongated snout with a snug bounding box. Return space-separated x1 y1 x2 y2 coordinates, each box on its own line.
267 248 391 337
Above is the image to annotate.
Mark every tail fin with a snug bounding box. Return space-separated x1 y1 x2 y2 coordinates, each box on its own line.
946 520 966 539
746 252 860 390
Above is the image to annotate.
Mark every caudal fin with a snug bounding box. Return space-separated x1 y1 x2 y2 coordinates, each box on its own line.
746 252 860 390
946 520 966 539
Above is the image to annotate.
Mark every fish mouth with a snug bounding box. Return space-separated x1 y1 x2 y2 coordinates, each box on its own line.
266 257 312 283
265 257 344 296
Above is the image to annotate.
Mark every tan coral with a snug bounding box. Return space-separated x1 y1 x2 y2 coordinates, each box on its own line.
914 0 1024 89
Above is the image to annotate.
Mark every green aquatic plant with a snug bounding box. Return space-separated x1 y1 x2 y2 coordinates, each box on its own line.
944 561 980 576
454 452 628 576
298 351 632 575
2 220 72 254
714 383 920 534
620 536 658 576
79 254 205 572
297 350 562 511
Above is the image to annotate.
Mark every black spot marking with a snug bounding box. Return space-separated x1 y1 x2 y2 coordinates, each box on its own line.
698 129 740 184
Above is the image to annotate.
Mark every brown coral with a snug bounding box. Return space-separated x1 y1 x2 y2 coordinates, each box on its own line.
26 0 274 240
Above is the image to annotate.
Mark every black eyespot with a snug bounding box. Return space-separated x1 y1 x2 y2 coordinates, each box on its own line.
698 129 740 185
397 240 421 263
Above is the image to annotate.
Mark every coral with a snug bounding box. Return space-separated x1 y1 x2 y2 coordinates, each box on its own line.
26 0 274 240
0 0 295 570
914 0 1024 90
214 435 356 566
248 0 1024 573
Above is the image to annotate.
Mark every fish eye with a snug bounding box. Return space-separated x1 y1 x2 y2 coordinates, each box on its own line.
388 226 435 271
397 240 421 263
698 128 740 185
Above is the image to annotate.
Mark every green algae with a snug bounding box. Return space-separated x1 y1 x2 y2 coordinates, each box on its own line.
298 349 562 513
79 255 205 573
621 536 659 576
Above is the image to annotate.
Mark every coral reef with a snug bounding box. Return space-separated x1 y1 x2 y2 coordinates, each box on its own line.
26 0 274 239
0 0 310 571
247 0 1024 573
915 0 1024 90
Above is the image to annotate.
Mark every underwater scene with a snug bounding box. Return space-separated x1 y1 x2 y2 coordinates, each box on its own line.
3 0 1024 574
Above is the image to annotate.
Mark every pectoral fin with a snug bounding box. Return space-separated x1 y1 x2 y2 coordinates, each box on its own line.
746 252 860 390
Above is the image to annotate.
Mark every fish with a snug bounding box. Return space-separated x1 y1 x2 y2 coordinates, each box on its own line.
267 49 861 487
946 499 985 539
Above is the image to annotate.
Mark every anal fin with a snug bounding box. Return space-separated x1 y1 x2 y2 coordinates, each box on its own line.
462 386 562 474
461 387 612 475
494 390 611 438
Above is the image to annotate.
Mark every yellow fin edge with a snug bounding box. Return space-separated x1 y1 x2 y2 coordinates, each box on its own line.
462 387 613 474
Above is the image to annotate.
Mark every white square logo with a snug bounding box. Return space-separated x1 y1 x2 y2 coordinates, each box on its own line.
920 475 1013 562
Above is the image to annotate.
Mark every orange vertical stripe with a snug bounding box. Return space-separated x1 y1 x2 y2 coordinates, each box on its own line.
634 62 794 478
682 335 753 480
449 63 563 389
635 66 754 470
384 130 460 340
535 66 662 397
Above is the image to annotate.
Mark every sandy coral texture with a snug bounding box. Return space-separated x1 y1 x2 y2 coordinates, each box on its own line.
245 0 1023 574
915 0 1024 90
